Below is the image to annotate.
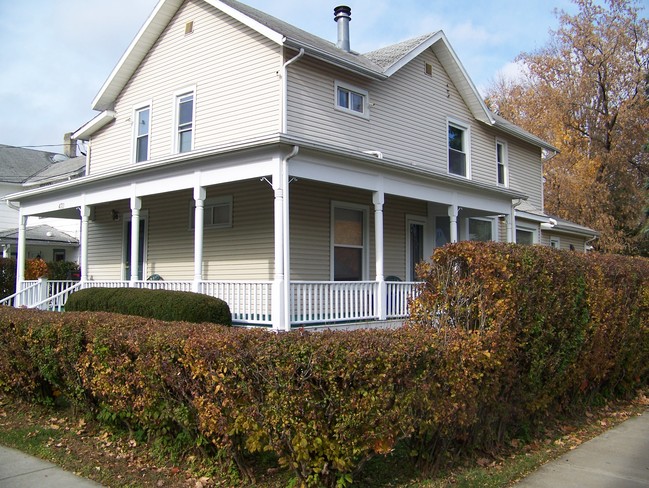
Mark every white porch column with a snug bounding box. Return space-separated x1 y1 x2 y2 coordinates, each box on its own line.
506 213 514 243
271 162 286 331
448 204 459 243
373 191 386 320
80 205 91 281
193 186 206 293
130 196 141 284
15 213 27 307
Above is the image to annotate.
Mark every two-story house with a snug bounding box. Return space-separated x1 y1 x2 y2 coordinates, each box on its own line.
4 0 597 329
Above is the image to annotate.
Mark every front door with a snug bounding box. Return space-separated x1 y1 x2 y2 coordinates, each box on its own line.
124 218 146 280
407 219 425 281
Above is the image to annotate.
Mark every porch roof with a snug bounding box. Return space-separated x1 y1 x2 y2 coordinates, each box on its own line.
3 133 528 210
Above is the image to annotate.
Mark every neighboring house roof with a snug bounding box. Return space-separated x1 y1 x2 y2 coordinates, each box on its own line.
23 156 86 187
0 145 65 184
86 0 555 152
0 146 85 187
0 225 79 246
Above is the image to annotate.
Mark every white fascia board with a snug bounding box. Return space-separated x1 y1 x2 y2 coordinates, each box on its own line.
430 32 494 125
92 0 184 111
205 0 285 45
72 111 116 140
382 31 442 77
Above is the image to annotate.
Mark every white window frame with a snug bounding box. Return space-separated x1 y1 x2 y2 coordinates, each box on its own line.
550 236 561 249
496 138 509 187
447 117 471 178
516 223 538 245
189 195 233 230
330 201 369 281
132 101 152 163
334 81 369 119
466 217 495 242
173 86 196 153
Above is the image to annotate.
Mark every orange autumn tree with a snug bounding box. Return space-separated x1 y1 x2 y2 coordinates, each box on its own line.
485 0 649 255
25 258 48 280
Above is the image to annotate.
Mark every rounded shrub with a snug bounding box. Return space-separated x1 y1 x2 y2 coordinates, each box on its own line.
65 287 232 326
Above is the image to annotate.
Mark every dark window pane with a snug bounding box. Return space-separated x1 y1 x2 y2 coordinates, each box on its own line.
448 125 464 151
449 149 466 175
136 135 148 162
334 247 362 281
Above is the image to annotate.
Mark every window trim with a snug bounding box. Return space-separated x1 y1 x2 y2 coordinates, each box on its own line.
330 201 369 281
334 81 369 119
189 195 233 230
173 86 196 154
550 236 561 249
447 117 471 178
132 101 152 163
496 138 509 187
466 217 495 242
515 223 538 245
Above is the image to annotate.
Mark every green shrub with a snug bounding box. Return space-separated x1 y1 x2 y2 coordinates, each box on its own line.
47 260 80 280
0 257 16 299
65 287 232 326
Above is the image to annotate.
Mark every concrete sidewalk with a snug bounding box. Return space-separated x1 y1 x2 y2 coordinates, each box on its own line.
515 409 649 487
0 410 647 487
0 445 102 487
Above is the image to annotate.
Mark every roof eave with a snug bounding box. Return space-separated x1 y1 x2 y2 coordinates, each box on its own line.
73 111 116 140
92 0 185 111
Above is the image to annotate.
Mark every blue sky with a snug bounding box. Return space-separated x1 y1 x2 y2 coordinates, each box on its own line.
0 0 581 153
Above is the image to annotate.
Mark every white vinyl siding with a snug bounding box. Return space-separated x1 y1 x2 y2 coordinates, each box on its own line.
88 0 281 175
87 180 274 281
286 49 544 204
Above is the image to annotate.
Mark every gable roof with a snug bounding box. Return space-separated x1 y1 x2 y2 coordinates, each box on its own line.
90 0 555 151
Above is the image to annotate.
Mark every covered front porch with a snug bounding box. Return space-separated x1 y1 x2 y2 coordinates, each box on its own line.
4 278 416 328
5 139 523 330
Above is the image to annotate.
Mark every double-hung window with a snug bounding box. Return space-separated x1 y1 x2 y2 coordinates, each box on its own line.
134 105 150 163
332 203 368 281
175 90 194 153
189 196 232 229
334 81 368 118
496 139 508 186
448 119 470 177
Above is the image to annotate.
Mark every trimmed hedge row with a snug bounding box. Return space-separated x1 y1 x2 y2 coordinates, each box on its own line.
0 243 647 487
65 287 232 326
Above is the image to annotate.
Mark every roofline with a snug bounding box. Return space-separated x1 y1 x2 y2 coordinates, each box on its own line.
5 133 527 203
92 0 184 110
384 31 494 125
73 111 116 140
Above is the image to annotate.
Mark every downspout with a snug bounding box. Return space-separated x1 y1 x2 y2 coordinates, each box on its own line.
282 145 299 331
280 47 305 134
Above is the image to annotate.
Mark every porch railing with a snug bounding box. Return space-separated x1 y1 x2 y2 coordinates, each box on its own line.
2 279 418 327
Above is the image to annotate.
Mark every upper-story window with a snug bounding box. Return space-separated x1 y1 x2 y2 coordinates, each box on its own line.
448 119 470 177
496 139 508 186
334 81 369 118
175 90 195 153
134 105 150 163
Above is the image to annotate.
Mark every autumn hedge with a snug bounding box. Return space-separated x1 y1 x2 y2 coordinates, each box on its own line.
0 242 647 487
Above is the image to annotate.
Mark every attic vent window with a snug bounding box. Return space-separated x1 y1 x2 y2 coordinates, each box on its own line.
425 62 433 76
185 21 194 35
